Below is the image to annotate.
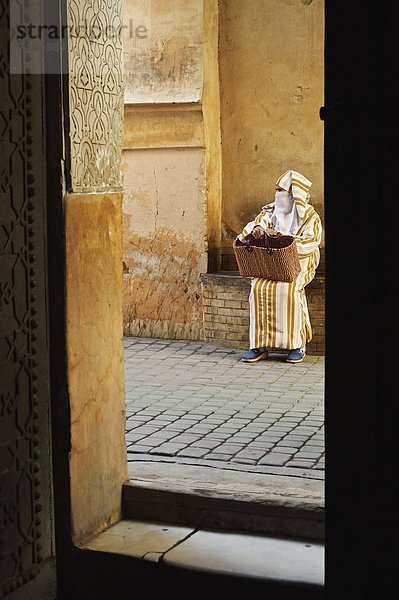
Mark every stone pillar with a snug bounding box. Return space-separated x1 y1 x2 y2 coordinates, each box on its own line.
203 0 223 273
65 0 128 545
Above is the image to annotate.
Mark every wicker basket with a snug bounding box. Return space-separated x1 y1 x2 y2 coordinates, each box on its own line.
233 230 301 282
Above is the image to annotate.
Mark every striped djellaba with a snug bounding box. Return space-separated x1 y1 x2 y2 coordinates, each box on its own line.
237 170 322 351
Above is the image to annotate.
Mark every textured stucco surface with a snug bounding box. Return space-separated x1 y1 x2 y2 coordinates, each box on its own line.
123 0 203 103
122 148 207 340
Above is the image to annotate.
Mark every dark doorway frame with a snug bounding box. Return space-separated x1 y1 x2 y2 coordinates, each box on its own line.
33 0 394 597
44 0 73 590
323 0 393 596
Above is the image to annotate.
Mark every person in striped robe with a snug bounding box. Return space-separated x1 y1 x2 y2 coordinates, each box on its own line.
237 170 322 363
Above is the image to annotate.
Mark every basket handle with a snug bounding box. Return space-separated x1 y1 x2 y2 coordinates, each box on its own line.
245 235 255 252
265 228 281 254
245 228 280 253
264 227 281 238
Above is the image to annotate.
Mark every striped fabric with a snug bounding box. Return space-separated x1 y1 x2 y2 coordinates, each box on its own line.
238 170 322 351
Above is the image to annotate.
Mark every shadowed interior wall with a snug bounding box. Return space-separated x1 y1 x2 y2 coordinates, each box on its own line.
0 1 57 595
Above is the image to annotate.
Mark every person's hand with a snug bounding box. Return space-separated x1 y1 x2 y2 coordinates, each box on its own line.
252 226 265 239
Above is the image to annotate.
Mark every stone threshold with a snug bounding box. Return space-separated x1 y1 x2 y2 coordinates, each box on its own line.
79 518 324 595
127 453 324 480
122 461 324 542
73 462 324 596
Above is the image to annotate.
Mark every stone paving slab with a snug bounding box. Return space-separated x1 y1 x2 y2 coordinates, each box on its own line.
124 337 324 478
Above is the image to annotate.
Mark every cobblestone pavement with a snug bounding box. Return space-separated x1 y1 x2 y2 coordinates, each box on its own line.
124 337 324 478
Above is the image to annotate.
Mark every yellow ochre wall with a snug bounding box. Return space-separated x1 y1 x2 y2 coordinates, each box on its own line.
219 0 324 258
122 0 210 340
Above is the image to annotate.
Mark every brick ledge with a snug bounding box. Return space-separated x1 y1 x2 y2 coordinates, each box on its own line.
200 271 325 355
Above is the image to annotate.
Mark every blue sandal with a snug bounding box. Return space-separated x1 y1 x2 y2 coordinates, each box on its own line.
241 348 269 363
286 347 306 363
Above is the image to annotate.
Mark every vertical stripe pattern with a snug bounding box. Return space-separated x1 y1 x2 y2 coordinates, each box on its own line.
242 171 322 350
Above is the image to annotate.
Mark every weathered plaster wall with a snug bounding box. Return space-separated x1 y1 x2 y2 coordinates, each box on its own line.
122 147 207 339
219 0 324 252
122 0 208 340
123 0 203 103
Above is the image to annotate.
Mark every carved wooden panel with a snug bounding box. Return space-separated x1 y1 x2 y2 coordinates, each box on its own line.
0 0 56 597
67 0 124 192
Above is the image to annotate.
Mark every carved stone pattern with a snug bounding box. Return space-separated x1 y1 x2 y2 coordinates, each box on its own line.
0 0 53 596
67 0 124 192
